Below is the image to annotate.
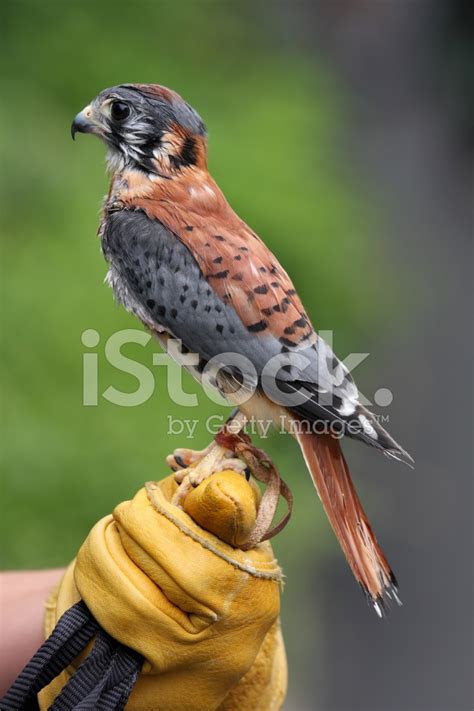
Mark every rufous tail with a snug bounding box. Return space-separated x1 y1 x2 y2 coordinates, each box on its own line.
296 428 401 616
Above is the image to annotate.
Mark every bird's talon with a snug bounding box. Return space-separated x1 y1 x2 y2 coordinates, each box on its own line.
166 445 215 472
166 454 179 470
174 454 186 469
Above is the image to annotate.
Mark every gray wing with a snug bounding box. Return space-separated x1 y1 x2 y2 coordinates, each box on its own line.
102 209 284 372
102 208 410 458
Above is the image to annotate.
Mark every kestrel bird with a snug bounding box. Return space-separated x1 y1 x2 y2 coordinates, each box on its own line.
72 84 412 614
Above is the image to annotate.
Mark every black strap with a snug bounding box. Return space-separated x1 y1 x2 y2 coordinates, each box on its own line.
1 601 143 711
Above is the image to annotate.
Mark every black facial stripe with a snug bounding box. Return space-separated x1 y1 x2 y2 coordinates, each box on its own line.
180 136 197 165
169 135 198 169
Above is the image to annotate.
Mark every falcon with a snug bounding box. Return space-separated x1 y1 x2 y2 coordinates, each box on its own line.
72 84 412 614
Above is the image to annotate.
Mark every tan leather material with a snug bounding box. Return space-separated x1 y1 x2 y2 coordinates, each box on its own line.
183 469 261 547
39 472 287 710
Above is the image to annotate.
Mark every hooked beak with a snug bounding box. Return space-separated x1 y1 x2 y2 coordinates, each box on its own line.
71 105 96 140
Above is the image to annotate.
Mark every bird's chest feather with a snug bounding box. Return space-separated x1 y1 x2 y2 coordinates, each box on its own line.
99 207 168 334
97 166 226 331
103 168 315 349
98 204 253 362
99 167 316 367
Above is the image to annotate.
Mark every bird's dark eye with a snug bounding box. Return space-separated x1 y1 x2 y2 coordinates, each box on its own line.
111 101 131 122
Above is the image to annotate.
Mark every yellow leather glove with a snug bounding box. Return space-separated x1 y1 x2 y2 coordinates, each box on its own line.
39 471 287 710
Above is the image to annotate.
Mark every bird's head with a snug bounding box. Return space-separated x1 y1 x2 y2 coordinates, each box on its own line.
71 84 207 176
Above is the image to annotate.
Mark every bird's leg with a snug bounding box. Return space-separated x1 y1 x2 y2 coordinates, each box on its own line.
170 410 248 506
167 408 243 475
166 444 215 478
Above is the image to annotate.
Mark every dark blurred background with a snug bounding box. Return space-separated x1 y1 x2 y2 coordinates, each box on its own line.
1 1 472 709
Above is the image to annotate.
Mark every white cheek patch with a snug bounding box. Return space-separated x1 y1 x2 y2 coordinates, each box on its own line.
358 414 378 439
106 149 125 173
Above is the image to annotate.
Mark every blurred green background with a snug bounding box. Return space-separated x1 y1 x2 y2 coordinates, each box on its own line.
2 1 472 710
2 0 394 567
